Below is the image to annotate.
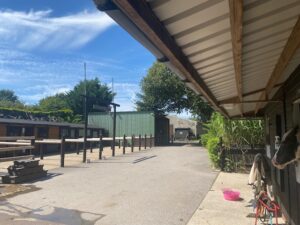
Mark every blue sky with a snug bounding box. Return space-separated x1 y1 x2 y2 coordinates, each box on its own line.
0 0 155 111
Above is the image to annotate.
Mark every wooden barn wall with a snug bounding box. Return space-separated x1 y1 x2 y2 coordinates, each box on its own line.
264 66 300 225
0 124 6 136
48 126 60 139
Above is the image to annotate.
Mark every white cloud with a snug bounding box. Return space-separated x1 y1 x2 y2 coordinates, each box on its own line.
20 84 72 103
0 9 116 50
113 83 140 111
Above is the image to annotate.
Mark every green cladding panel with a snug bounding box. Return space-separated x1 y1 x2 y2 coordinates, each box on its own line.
88 111 155 137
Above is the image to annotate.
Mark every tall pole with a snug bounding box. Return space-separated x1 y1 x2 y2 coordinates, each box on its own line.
83 62 87 163
112 104 116 156
112 78 114 101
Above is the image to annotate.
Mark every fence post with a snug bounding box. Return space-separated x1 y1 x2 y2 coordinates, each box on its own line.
150 134 152 148
30 138 35 155
111 139 114 157
219 137 225 171
123 134 126 154
90 141 93 153
76 143 79 155
40 144 44 160
131 135 134 152
60 137 65 167
99 135 103 160
144 134 147 149
139 134 141 151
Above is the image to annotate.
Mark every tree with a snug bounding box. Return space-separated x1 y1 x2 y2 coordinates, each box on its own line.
67 78 114 116
186 89 214 122
136 62 187 114
0 89 24 108
136 62 213 121
38 93 70 111
0 89 19 102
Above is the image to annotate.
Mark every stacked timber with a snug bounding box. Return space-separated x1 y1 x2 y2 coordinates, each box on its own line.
1 160 47 184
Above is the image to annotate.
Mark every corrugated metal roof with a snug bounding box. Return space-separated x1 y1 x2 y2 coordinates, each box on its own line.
148 0 237 112
94 0 300 117
0 118 101 129
147 0 300 117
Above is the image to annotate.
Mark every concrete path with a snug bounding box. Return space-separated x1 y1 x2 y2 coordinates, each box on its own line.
187 172 285 225
0 145 218 225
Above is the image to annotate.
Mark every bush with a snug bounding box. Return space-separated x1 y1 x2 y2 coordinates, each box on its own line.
201 112 264 170
0 107 75 122
206 137 220 168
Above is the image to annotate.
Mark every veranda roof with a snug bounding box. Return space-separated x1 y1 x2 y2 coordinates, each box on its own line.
94 0 300 118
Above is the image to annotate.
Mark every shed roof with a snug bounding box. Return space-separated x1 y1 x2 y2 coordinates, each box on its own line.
94 0 300 118
0 118 101 129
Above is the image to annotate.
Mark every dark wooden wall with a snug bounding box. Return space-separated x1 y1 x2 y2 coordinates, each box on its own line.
264 65 300 225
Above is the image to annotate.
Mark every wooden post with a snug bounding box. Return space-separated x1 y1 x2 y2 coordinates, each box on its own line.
123 134 126 154
144 134 147 149
40 144 44 160
90 142 93 153
111 140 114 157
139 134 141 151
76 143 79 155
131 135 134 152
60 137 65 167
99 135 103 160
150 134 152 148
30 138 35 155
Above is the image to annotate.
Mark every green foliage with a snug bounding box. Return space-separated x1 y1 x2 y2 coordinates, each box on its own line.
206 137 220 168
136 62 213 121
186 89 214 122
0 100 25 109
0 107 74 122
201 112 265 169
0 89 25 109
39 93 69 111
0 89 19 102
136 62 187 114
67 78 114 116
0 78 114 123
223 118 264 148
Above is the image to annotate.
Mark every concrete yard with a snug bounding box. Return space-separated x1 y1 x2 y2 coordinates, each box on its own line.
0 145 218 225
0 145 139 172
187 172 285 225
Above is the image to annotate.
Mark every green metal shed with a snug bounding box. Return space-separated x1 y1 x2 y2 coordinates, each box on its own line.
88 111 169 146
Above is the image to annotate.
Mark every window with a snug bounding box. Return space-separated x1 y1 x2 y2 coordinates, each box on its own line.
78 129 84 138
60 127 69 138
92 130 98 138
6 126 22 136
25 126 34 136
70 129 76 138
37 127 48 138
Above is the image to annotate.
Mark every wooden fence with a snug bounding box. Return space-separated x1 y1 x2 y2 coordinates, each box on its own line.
0 134 155 167
220 147 264 172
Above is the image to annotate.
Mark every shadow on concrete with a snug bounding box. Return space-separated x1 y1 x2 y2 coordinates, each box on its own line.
26 172 63 183
0 202 105 225
167 141 201 147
